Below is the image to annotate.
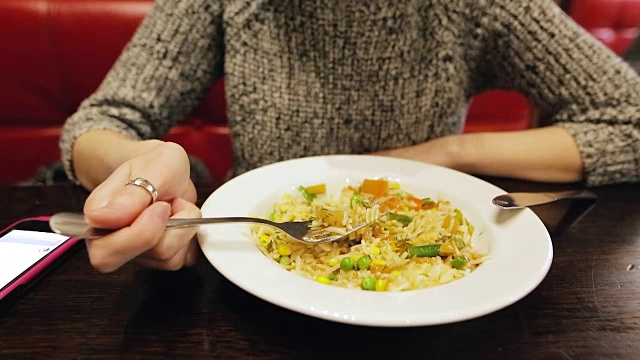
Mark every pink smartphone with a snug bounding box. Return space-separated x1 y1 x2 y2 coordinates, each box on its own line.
0 216 80 302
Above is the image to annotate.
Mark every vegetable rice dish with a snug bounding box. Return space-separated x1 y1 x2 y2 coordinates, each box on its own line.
251 179 486 292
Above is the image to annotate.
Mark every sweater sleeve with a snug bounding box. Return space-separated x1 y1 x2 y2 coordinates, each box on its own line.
59 0 224 182
478 0 640 186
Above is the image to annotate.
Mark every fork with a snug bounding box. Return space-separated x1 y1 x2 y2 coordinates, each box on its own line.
49 212 386 244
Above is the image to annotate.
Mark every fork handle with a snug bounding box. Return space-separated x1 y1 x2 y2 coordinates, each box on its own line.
166 216 275 229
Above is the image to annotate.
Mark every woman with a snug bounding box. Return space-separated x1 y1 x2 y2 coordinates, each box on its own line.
61 0 640 272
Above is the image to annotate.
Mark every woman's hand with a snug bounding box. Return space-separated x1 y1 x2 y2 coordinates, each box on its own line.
76 136 201 272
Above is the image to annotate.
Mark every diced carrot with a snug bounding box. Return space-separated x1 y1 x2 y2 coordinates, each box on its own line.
421 201 439 210
360 179 389 198
406 195 423 209
305 183 326 195
315 208 344 226
381 196 402 211
370 264 386 273
347 185 359 193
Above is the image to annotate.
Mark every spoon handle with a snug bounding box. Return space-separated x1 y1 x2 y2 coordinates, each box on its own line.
535 189 595 206
542 189 598 201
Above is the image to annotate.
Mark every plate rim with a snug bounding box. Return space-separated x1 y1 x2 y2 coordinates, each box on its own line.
198 155 553 327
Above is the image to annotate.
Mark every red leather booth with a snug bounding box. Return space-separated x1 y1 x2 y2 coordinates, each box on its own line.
1 0 639 185
0 0 231 185
568 0 640 54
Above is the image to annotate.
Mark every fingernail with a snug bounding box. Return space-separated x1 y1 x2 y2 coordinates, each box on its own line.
85 201 125 216
152 201 172 221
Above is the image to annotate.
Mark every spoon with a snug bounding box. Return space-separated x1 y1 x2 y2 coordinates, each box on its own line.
49 211 387 244
492 189 597 209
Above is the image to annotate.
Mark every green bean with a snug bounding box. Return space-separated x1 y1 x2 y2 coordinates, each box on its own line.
451 255 468 269
422 198 435 206
298 186 316 202
388 213 413 226
454 208 464 224
407 244 441 257
350 194 364 207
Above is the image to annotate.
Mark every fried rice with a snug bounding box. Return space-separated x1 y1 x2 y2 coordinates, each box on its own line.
251 179 486 292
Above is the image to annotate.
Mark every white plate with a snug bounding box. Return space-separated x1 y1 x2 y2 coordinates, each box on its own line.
198 155 552 327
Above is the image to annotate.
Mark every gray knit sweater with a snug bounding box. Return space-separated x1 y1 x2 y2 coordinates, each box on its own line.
60 0 640 186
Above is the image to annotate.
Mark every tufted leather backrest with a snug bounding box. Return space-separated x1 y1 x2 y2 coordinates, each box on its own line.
0 0 227 126
1 0 639 184
568 0 640 54
0 0 230 185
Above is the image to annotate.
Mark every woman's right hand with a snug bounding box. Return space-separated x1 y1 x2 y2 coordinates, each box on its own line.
73 134 202 272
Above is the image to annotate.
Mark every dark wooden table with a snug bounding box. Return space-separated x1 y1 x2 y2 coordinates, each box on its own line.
1 179 639 359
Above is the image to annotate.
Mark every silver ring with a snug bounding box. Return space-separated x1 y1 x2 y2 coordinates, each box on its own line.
125 178 158 204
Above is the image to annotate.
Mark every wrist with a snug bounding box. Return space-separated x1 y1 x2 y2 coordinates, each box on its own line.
440 133 485 174
421 134 465 170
